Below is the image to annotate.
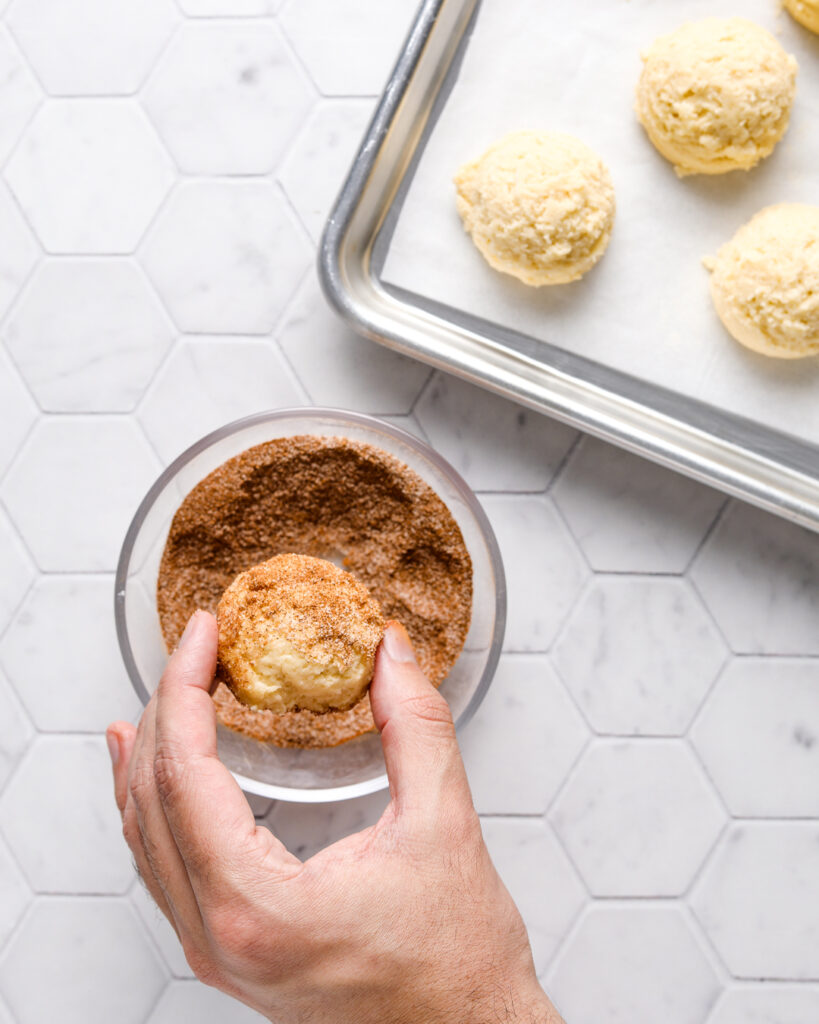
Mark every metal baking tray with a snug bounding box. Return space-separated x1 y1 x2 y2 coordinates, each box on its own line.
319 0 819 532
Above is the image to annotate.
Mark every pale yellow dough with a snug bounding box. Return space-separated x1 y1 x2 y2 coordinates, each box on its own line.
217 554 385 714
636 18 798 176
453 131 615 286
705 204 819 359
786 0 819 35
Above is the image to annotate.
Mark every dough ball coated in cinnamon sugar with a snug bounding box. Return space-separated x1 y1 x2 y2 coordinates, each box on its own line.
217 553 385 714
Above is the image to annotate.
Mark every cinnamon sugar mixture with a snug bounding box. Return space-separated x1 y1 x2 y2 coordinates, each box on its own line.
157 435 473 748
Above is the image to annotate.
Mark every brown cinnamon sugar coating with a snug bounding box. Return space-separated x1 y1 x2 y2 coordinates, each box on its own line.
157 435 473 748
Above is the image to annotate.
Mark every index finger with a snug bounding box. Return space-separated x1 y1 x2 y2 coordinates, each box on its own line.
153 611 298 885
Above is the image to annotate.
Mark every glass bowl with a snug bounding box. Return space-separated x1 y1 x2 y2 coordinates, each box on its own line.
115 408 506 803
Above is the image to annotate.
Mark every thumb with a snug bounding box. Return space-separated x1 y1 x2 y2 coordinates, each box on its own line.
370 622 474 826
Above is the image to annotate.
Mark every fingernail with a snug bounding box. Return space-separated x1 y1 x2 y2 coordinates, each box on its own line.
382 622 417 664
106 728 120 767
177 610 203 650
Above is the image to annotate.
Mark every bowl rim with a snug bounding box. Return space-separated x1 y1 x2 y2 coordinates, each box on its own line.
114 406 506 803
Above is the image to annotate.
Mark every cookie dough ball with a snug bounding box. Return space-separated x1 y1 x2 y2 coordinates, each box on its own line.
786 0 819 35
217 553 385 714
706 204 819 359
454 130 615 286
636 18 798 176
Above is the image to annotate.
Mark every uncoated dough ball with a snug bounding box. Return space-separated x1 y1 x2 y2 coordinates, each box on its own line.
453 130 615 286
636 18 798 176
705 204 819 359
786 0 819 35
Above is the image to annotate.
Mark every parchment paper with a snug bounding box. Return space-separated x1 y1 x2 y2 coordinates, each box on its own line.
381 0 819 444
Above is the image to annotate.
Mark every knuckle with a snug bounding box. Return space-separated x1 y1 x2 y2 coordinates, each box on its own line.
183 943 223 988
121 808 142 853
402 692 455 734
206 903 266 965
128 762 155 812
152 749 188 804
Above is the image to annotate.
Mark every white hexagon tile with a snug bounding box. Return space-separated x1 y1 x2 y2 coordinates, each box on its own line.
0 346 37 480
553 576 727 736
5 259 174 412
143 23 312 176
0 26 40 165
552 436 725 573
547 906 721 1024
0 735 133 894
278 99 375 243
416 372 578 492
481 818 585 976
5 101 175 254
691 822 819 980
0 180 39 319
0 575 141 731
550 741 725 897
0 899 167 1024
0 669 34 793
278 276 428 413
140 181 310 333
138 336 304 462
479 495 588 651
6 0 178 96
0 1 817 1020
0 417 159 571
459 653 588 815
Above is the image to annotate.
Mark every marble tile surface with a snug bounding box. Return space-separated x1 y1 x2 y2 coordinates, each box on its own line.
0 417 159 571
280 0 414 96
0 835 30 949
692 822 819 980
6 0 178 96
6 101 174 254
552 437 725 573
277 276 428 414
0 26 40 165
179 0 279 13
278 99 374 242
415 373 578 493
692 501 819 655
140 181 310 334
550 741 725 897
0 347 37 480
0 669 33 793
0 1 816 1019
692 658 819 817
0 736 133 894
0 510 34 629
0 181 39 320
147 981 265 1023
709 987 819 1024
548 906 721 1024
138 336 304 463
480 495 588 651
460 652 588 815
5 259 174 412
143 23 312 175
481 818 585 976
0 898 167 1024
552 577 727 736
0 575 141 731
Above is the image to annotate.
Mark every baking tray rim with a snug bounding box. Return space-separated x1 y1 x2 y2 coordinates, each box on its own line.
318 0 819 533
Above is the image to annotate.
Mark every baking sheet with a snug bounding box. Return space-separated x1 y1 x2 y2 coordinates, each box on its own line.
381 0 819 446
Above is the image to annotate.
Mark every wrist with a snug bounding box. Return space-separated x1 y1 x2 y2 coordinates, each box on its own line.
463 976 562 1024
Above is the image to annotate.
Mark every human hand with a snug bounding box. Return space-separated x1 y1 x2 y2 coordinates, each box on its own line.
107 612 562 1024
